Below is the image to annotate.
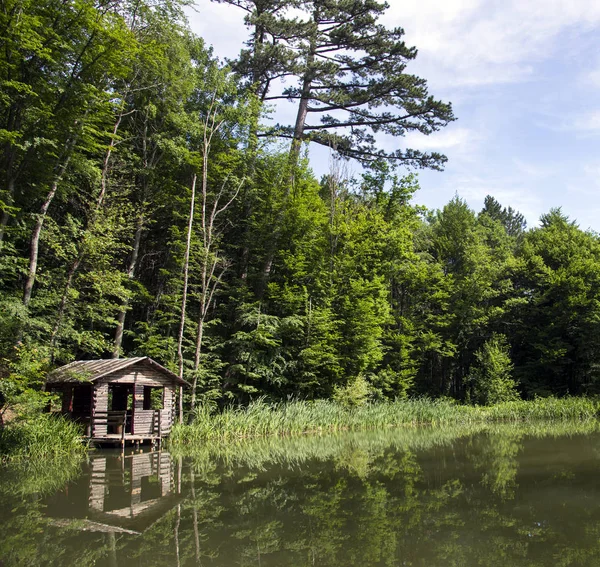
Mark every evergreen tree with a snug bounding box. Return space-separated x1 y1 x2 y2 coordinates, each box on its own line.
216 0 455 168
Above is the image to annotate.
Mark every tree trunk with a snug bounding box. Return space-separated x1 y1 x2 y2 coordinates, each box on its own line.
191 318 204 408
112 213 144 358
288 11 317 170
0 177 15 247
23 155 71 306
177 174 197 423
49 254 82 354
255 26 317 298
189 101 240 412
288 71 313 168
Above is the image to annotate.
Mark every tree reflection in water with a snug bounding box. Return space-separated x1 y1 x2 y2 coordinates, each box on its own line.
2 422 600 566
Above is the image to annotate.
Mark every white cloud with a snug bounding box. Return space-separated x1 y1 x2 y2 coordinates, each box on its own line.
512 159 557 179
385 0 600 89
571 110 600 132
403 127 482 151
185 4 247 61
581 65 600 88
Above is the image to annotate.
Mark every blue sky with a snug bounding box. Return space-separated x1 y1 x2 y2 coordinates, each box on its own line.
187 0 600 230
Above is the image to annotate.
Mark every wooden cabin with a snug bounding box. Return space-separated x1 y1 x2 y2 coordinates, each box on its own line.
46 357 187 447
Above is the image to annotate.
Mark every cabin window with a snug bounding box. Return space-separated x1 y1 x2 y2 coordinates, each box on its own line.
72 384 92 416
108 384 133 411
143 386 164 410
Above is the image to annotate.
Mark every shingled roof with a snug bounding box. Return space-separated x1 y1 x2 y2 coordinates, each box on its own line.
46 357 188 386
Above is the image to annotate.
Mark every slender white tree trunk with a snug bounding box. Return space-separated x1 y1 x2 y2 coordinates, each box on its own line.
177 174 197 423
23 155 72 306
112 214 143 358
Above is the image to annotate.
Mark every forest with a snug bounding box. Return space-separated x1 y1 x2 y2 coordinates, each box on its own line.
2 0 600 426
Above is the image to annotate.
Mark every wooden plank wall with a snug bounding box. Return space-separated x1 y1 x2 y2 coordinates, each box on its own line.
132 381 175 436
94 365 176 437
164 387 174 412
89 363 178 437
133 409 173 436
101 367 175 387
93 383 109 436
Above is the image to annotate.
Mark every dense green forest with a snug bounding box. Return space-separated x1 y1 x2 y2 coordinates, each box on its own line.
2 0 600 423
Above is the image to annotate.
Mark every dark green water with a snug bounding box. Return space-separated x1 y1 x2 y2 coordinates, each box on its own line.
2 424 600 566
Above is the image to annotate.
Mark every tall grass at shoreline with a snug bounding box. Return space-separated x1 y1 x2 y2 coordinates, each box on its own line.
170 397 600 446
0 414 86 462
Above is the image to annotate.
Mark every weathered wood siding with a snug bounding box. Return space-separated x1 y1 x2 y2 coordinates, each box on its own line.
132 409 173 435
164 387 174 410
93 383 109 436
97 366 175 387
83 361 179 438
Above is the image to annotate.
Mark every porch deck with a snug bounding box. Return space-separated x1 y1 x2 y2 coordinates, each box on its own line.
90 433 164 448
88 410 172 447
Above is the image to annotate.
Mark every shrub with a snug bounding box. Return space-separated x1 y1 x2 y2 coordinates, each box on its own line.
467 335 519 405
333 375 371 407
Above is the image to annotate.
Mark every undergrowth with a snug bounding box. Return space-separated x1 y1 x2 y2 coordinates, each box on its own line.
0 414 86 462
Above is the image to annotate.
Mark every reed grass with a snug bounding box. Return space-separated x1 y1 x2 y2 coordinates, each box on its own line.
0 414 87 462
170 396 600 447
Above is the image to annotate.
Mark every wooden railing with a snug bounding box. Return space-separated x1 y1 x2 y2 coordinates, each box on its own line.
89 409 169 440
90 411 128 443
137 409 165 436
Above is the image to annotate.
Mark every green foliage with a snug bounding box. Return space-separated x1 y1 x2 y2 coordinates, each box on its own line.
0 413 85 461
467 335 518 405
0 344 53 421
1 0 600 442
169 397 599 445
0 346 85 461
510 209 600 396
332 375 371 408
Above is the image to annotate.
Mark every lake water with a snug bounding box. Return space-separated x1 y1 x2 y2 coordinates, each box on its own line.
2 423 600 566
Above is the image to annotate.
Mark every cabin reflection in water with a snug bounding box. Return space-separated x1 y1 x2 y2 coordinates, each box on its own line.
89 452 178 530
50 451 181 535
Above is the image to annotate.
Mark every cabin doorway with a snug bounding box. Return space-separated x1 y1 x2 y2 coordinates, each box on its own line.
72 384 92 420
107 384 133 434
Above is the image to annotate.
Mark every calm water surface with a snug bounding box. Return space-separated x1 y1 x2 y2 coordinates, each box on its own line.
2 425 600 566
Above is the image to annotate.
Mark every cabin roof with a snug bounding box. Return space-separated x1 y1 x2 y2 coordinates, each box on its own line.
46 357 188 386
